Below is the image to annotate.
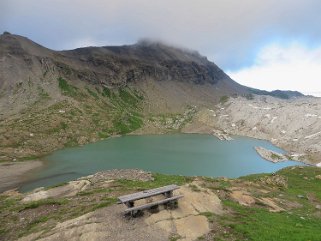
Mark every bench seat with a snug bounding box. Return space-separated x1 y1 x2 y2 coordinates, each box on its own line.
124 195 184 214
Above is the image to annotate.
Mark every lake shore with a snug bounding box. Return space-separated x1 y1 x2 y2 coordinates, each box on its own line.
0 160 42 193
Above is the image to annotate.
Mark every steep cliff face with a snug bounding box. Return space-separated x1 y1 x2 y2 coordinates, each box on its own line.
60 42 238 86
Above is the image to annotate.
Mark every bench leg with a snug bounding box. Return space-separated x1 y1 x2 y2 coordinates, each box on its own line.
131 210 143 218
149 204 159 213
163 191 173 198
125 201 134 208
164 200 178 210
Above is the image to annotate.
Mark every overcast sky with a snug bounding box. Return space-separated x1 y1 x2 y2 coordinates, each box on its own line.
1 0 321 96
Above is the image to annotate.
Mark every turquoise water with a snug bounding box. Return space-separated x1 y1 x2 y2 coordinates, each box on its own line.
20 134 304 192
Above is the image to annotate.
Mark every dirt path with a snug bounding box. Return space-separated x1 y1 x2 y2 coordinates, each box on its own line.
0 161 42 192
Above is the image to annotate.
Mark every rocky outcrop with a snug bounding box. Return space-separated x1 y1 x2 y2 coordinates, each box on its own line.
22 180 91 202
254 146 288 163
80 169 154 183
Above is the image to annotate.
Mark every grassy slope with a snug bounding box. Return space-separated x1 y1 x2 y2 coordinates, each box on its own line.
0 77 146 161
1 167 321 241
214 167 321 241
0 77 197 162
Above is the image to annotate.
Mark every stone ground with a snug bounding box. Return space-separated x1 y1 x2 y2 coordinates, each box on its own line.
18 204 168 241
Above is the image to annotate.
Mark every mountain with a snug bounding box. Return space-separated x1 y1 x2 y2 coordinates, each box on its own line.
0 32 249 113
249 88 304 99
0 32 304 161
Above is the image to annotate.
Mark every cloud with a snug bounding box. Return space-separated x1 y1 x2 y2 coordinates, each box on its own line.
1 0 321 70
227 42 321 97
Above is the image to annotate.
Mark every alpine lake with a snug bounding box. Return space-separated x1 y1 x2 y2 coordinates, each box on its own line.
20 134 304 192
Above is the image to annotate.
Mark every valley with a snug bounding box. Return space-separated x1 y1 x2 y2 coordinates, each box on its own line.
1 32 321 241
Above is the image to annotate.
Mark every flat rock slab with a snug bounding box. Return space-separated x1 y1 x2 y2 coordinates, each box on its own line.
229 190 256 206
145 183 223 240
18 205 168 241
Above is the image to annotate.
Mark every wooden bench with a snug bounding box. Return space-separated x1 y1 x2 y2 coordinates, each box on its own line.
118 184 183 216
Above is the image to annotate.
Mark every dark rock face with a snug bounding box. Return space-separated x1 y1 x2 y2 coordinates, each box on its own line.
2 34 302 99
58 42 238 88
0 34 243 91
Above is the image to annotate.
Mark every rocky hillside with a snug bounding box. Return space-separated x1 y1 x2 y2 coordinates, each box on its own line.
0 32 248 116
182 95 321 165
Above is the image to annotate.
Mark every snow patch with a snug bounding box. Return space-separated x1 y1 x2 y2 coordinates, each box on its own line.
305 113 318 117
248 104 271 110
271 116 277 123
305 131 321 139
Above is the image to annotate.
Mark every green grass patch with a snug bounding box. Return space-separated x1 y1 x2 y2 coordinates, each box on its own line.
77 188 112 196
112 112 143 134
116 173 191 191
118 88 139 107
278 166 321 200
222 200 321 241
220 95 229 104
98 131 109 139
91 197 117 211
57 77 79 97
86 87 99 99
19 198 68 211
102 87 111 97
271 153 282 160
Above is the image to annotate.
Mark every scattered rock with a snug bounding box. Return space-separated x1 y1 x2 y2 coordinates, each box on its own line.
80 169 154 183
315 175 321 180
256 197 284 212
259 175 288 188
229 190 255 206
